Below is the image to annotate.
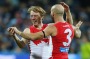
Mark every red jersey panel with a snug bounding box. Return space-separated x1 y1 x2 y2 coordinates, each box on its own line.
51 22 74 59
29 24 48 44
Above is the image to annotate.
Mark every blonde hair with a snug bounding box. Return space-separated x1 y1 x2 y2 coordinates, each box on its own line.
28 6 46 16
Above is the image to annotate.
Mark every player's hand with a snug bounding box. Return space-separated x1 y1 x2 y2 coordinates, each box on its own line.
75 21 83 29
7 27 21 35
60 2 69 12
74 21 83 33
7 27 15 36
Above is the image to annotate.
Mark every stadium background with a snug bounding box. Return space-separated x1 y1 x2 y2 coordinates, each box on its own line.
0 0 90 59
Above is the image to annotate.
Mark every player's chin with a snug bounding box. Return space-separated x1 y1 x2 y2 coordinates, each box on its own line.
33 23 39 27
34 22 38 25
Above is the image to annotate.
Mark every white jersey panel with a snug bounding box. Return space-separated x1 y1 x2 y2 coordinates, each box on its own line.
29 40 48 59
42 36 53 59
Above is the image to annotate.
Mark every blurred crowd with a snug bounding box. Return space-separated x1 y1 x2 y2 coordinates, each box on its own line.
0 0 90 58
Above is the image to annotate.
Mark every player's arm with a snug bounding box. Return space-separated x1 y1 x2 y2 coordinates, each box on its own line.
66 9 73 24
13 28 30 48
8 28 29 48
12 34 26 48
73 21 83 38
18 30 44 40
7 24 55 40
17 24 55 40
60 2 73 24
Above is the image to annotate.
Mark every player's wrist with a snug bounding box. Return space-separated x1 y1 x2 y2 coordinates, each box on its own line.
17 30 22 36
66 9 70 13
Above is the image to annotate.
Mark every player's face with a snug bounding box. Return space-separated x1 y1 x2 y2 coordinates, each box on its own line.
30 11 42 26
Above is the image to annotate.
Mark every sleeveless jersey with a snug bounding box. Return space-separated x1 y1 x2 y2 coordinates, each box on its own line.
50 22 74 59
28 24 52 59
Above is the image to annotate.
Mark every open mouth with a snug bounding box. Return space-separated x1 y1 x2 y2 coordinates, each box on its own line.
31 19 38 25
33 20 38 24
34 20 37 23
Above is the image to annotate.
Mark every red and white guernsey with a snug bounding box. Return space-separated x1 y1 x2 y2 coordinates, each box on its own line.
50 22 74 59
28 24 52 59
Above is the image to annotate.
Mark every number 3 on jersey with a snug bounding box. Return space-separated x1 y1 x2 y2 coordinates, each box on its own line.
63 29 72 46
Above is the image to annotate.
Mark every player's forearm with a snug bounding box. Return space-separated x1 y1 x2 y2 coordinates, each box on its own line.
19 32 43 40
19 32 31 40
74 29 81 38
15 29 43 40
66 10 73 24
13 34 25 48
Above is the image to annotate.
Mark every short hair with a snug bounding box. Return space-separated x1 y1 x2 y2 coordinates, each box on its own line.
51 4 64 16
28 6 46 16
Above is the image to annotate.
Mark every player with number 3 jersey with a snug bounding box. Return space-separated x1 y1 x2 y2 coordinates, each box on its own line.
49 22 74 59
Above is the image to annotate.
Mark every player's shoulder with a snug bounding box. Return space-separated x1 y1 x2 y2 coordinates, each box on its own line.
65 22 72 25
47 23 54 28
46 23 55 30
48 23 54 26
23 28 30 33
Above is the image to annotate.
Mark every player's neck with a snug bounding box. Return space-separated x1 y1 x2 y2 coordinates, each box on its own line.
54 16 65 23
35 23 43 29
38 23 43 29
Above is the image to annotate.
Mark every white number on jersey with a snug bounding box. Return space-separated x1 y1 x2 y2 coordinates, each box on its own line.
63 29 72 46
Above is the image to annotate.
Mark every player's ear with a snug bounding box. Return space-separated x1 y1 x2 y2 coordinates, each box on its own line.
52 13 54 17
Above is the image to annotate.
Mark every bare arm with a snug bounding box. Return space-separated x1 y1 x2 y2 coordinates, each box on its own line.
73 21 83 38
74 27 81 38
12 34 26 48
11 24 55 40
66 10 73 24
60 2 73 24
20 31 44 40
8 28 30 48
